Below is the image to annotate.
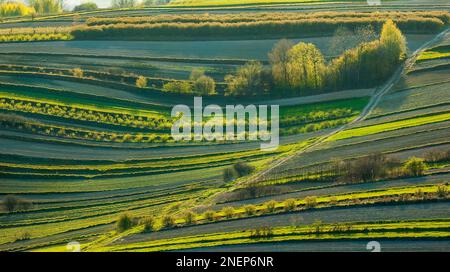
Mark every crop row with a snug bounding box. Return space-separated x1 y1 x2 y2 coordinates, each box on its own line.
71 17 447 41
0 96 173 131
85 11 450 26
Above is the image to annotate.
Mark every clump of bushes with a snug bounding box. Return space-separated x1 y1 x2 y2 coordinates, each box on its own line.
437 184 448 198
71 68 83 78
2 195 33 213
222 206 234 219
283 198 296 211
162 69 216 95
203 210 216 222
136 75 147 88
223 162 255 182
161 215 176 228
403 157 426 177
140 216 155 232
183 211 197 225
73 2 98 12
116 213 137 232
249 226 273 239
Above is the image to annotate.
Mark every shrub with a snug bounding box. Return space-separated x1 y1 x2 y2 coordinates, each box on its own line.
73 2 98 12
193 75 216 95
250 226 273 239
223 167 239 182
136 76 147 88
437 184 448 198
111 0 137 8
140 216 155 232
283 198 296 211
183 211 196 225
243 205 256 216
203 210 216 222
72 68 83 78
222 207 234 219
2 195 33 213
15 231 31 242
162 81 192 94
161 215 175 228
265 200 277 213
233 162 255 177
116 213 135 232
225 61 266 96
403 157 426 177
305 196 317 209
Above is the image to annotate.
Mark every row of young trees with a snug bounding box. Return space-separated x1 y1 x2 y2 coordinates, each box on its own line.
224 20 406 96
85 11 450 26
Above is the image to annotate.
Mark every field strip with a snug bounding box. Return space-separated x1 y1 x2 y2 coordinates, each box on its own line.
327 112 450 142
98 219 450 252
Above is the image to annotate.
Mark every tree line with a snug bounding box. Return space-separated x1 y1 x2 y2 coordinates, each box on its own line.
224 20 407 96
71 16 445 40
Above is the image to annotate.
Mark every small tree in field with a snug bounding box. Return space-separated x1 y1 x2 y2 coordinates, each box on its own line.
403 157 425 177
437 184 448 198
283 199 296 211
141 216 155 232
203 210 216 222
222 207 234 219
305 196 317 209
136 76 147 88
72 68 83 78
183 211 196 225
161 215 175 228
193 75 216 95
116 213 135 232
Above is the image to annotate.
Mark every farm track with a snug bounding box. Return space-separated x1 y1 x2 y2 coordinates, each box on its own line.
245 26 450 184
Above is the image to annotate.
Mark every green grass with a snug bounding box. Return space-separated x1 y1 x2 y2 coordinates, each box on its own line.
328 112 450 141
94 219 450 252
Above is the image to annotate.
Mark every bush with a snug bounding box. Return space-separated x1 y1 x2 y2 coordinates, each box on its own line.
111 0 136 8
136 76 147 88
162 81 192 94
403 157 426 177
161 215 175 228
140 216 155 232
223 167 238 182
72 68 83 78
73 2 98 12
233 162 255 177
305 196 317 209
222 207 234 219
283 198 296 211
243 205 256 216
116 213 135 232
2 195 33 213
15 231 31 242
203 210 216 222
225 61 266 96
265 200 277 213
437 184 448 198
183 211 196 225
193 75 216 95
